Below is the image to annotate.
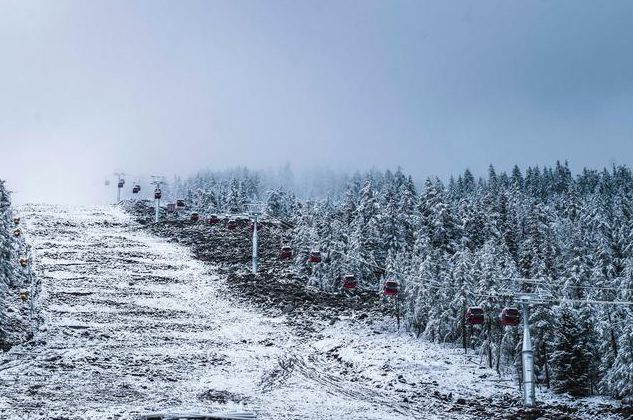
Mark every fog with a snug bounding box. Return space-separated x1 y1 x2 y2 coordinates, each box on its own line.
1 0 632 204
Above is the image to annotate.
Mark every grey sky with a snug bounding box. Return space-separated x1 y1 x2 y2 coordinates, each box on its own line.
1 0 632 204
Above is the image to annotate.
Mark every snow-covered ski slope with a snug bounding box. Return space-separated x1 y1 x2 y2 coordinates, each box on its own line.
0 205 621 419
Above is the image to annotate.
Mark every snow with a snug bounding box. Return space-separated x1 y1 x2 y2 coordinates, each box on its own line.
0 204 625 419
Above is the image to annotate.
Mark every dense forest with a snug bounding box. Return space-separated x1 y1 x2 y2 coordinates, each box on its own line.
169 162 633 401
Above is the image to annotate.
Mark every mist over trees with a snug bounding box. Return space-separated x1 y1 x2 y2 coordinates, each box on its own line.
170 162 633 400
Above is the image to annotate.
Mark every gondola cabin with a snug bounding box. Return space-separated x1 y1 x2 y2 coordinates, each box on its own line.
208 214 219 224
167 203 176 212
227 219 237 230
500 307 521 326
13 228 21 237
279 246 292 260
342 274 357 290
118 179 125 188
308 251 322 263
154 189 162 200
190 212 200 222
176 199 186 208
132 185 140 194
383 280 398 296
19 289 28 301
466 306 485 325
13 217 20 225
19 257 28 268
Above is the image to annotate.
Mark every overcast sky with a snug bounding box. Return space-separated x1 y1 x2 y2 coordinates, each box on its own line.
1 0 632 204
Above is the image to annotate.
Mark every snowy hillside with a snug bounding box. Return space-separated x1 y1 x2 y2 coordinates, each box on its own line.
0 202 628 419
163 163 633 405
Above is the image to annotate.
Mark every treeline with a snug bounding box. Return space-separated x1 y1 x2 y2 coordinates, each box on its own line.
175 162 633 400
0 180 34 351
166 165 361 209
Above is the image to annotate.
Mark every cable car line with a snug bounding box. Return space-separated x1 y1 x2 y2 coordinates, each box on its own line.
517 278 633 293
263 214 633 306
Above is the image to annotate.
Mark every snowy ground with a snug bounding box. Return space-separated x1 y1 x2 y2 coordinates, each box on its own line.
0 205 626 419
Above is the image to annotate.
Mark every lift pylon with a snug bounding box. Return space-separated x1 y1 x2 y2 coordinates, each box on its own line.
113 172 126 203
150 175 166 223
246 203 264 275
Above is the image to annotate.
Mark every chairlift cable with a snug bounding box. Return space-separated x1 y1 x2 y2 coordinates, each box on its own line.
218 211 633 306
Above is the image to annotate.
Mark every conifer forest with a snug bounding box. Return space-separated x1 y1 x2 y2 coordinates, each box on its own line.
168 162 633 400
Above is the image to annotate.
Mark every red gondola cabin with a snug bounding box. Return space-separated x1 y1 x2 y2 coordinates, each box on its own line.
342 274 357 290
190 212 200 222
13 217 20 224
500 307 521 326
383 280 398 296
279 246 292 260
13 228 21 237
227 219 237 230
466 306 485 325
176 199 186 207
208 214 219 225
308 251 322 263
19 257 28 268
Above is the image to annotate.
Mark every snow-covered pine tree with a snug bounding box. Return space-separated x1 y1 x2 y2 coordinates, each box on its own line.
0 180 14 348
599 258 633 399
550 305 593 396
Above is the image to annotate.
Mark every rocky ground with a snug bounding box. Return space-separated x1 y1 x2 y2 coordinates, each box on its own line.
132 208 384 333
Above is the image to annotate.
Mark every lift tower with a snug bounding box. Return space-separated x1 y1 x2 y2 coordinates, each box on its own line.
247 204 263 275
150 176 166 223
504 278 552 409
515 292 537 407
113 172 126 203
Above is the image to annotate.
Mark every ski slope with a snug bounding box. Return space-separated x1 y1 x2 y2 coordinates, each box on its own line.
0 205 623 419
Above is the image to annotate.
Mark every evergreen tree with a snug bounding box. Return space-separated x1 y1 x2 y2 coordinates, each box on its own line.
550 305 593 396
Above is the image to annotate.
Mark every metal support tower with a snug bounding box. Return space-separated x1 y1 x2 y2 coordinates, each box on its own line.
252 213 258 275
521 302 535 407
515 292 537 408
247 204 263 276
113 172 126 203
150 176 166 223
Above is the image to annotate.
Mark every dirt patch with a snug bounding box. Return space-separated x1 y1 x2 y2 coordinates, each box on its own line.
198 389 248 404
123 201 384 329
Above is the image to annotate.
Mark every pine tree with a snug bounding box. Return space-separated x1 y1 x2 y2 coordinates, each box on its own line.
265 189 284 218
599 259 633 398
550 305 593 396
0 180 18 350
